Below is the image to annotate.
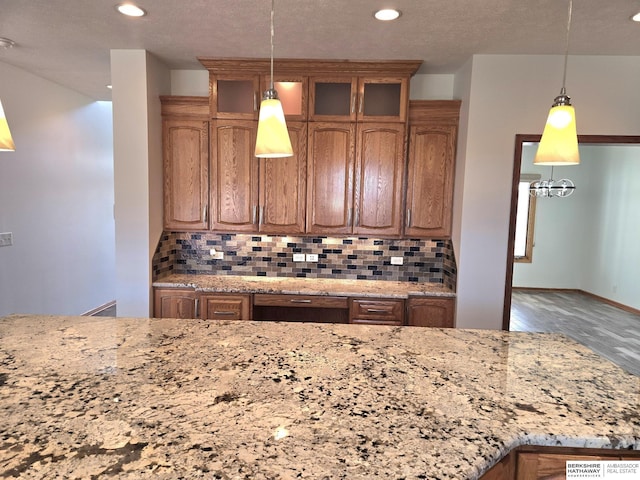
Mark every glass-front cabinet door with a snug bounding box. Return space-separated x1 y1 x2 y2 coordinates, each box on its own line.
309 77 358 122
357 77 408 123
261 75 308 121
210 74 260 120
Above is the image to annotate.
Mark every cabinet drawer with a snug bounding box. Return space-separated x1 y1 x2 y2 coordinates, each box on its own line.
349 298 405 325
200 294 251 320
253 294 348 308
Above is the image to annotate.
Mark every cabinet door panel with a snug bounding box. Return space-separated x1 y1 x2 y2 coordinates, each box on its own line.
163 119 209 230
407 297 455 328
405 125 456 237
211 120 259 232
211 75 260 119
306 122 356 234
153 288 197 319
309 77 358 122
260 122 307 234
354 123 405 236
358 77 408 122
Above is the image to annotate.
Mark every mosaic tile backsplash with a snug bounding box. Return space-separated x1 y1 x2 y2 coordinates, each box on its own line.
153 232 457 290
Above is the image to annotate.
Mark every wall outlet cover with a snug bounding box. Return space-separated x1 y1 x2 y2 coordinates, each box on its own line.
293 253 305 262
0 232 13 247
306 253 319 262
391 256 404 265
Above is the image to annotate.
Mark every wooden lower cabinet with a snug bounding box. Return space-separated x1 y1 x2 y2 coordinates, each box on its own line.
153 288 198 319
200 293 251 320
407 297 455 327
479 446 640 480
349 298 404 325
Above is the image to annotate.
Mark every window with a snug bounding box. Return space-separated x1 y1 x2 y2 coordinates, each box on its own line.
514 174 539 262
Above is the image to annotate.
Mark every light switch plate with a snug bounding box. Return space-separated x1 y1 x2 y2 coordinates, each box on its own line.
0 232 12 247
306 254 319 262
391 256 404 265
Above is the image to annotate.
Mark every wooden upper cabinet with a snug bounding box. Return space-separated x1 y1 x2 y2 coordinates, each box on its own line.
210 119 259 232
210 74 260 120
405 100 461 238
306 122 356 234
354 123 405 236
161 96 209 231
309 76 409 123
259 121 307 234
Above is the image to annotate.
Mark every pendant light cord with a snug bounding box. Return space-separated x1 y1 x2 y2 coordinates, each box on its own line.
270 0 275 90
561 0 573 93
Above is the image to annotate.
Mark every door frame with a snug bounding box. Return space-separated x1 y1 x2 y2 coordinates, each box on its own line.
502 134 640 330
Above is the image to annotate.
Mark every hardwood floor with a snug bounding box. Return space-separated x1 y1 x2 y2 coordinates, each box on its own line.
510 290 640 377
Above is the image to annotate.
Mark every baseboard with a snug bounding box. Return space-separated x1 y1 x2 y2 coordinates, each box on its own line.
82 300 116 316
513 287 640 316
579 290 640 316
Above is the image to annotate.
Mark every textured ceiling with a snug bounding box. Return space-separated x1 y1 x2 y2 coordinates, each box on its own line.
0 0 638 101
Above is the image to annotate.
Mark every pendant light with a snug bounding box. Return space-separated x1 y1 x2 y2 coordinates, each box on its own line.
0 99 16 151
254 0 293 158
534 0 579 166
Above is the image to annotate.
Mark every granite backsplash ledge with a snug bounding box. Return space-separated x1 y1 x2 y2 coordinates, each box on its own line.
153 232 457 289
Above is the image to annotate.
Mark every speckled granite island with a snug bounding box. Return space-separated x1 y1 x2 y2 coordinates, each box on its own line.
1 314 638 479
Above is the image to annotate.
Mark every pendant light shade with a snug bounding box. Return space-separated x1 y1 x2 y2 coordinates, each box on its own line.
534 94 579 165
534 0 580 166
254 0 293 158
255 92 293 158
0 99 16 152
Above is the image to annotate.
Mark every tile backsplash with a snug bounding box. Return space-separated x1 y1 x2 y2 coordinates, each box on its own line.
153 232 457 290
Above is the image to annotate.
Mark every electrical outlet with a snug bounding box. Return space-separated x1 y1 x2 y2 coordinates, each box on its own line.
293 253 305 262
0 232 12 247
306 253 319 262
390 256 404 265
209 248 224 260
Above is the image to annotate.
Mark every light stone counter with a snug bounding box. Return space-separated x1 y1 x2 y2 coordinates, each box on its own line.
153 274 455 298
1 314 638 479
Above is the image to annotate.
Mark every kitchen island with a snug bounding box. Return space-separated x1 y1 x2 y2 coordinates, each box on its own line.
0 314 638 479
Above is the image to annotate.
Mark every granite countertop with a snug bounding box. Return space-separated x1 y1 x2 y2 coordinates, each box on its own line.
153 274 455 298
1 314 638 479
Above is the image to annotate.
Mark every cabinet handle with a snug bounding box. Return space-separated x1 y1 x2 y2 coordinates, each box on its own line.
213 311 236 316
347 207 352 227
252 205 258 224
406 208 411 227
195 298 200 318
351 94 356 114
358 95 363 114
259 206 264 226
203 205 208 223
366 309 389 313
254 93 258 112
290 299 312 304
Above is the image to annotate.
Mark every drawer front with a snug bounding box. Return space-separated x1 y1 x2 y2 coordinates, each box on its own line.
253 294 348 309
350 298 405 325
201 294 251 320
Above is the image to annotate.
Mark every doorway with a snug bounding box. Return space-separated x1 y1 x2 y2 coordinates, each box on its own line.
502 134 640 330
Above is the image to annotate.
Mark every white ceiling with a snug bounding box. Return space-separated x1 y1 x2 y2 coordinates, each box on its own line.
0 0 638 101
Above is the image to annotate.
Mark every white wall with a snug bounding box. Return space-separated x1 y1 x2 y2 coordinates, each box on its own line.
111 50 169 318
0 61 115 316
514 145 640 311
455 55 640 329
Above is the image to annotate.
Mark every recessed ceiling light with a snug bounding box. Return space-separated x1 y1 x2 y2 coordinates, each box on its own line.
0 37 15 49
632 11 640 22
116 3 146 17
374 9 401 21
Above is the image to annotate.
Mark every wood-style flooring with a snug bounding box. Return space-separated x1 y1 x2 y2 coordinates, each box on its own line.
510 290 640 377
